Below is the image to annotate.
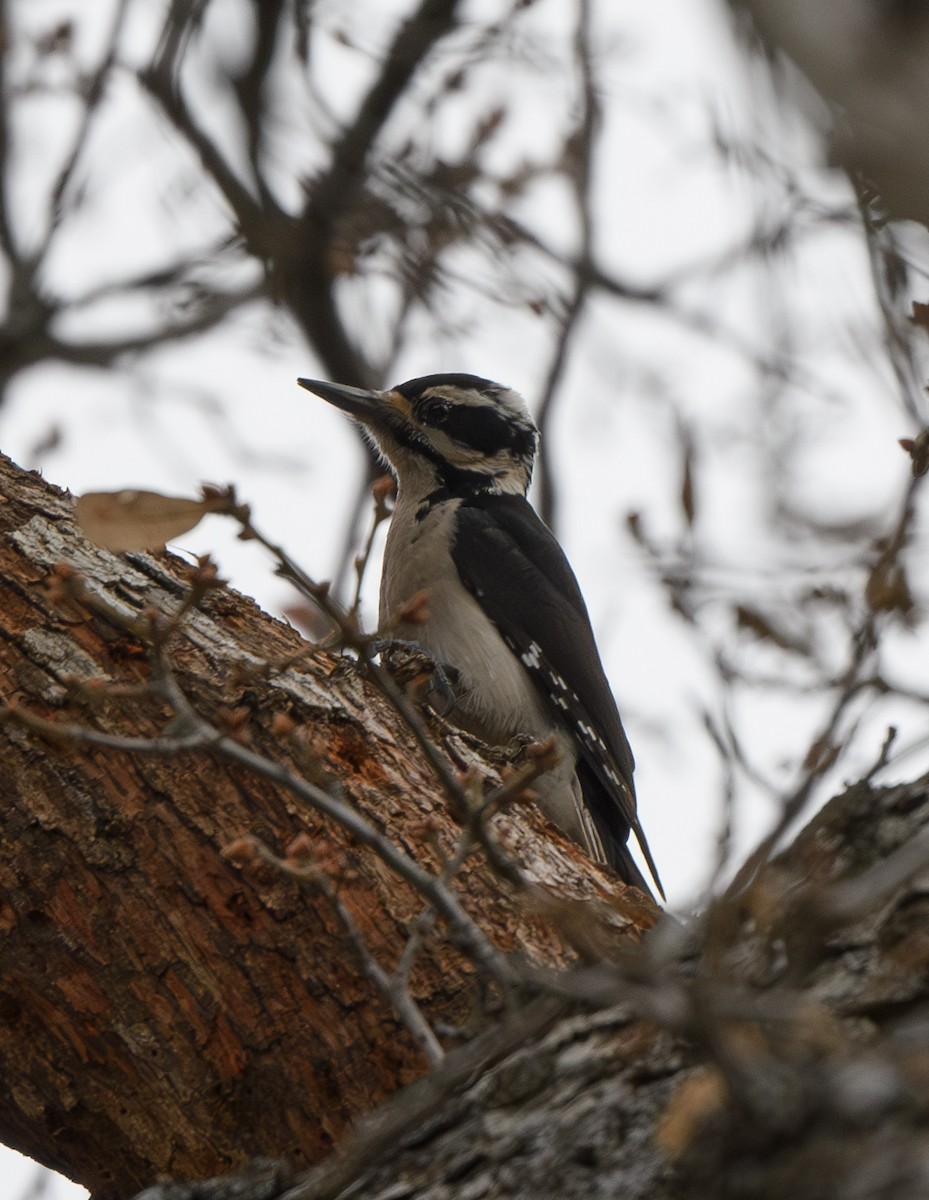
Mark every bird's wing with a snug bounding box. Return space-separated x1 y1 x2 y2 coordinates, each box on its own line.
451 494 662 894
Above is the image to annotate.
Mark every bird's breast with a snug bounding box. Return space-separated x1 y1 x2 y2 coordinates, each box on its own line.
380 497 551 743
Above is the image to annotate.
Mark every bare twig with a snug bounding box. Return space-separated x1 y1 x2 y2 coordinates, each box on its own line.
349 475 394 620
386 822 485 1054
862 725 898 783
140 30 267 235
701 708 739 888
35 0 130 259
0 0 16 260
307 0 463 223
726 469 928 898
43 281 266 366
534 0 598 530
231 0 287 209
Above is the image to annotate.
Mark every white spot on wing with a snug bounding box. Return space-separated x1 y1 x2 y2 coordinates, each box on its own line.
504 628 632 808
521 641 542 669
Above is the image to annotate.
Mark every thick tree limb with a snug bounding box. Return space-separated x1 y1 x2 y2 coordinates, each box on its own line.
0 451 650 1199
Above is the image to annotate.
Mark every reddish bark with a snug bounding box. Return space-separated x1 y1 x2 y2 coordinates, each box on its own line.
0 453 650 1198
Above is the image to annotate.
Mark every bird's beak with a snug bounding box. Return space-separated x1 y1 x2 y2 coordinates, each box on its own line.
297 378 384 421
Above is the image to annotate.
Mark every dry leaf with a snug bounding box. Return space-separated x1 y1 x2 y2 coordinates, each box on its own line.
899 428 929 477
804 736 839 773
865 559 914 617
75 489 215 552
656 1068 727 1158
910 302 929 336
735 605 805 653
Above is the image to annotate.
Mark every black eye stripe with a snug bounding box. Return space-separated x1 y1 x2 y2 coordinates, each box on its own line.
389 374 538 474
438 405 531 454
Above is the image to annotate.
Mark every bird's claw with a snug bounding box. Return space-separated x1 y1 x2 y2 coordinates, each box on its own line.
378 639 459 717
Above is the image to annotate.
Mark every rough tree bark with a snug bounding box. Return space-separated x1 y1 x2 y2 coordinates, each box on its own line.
0 451 652 1198
132 778 929 1200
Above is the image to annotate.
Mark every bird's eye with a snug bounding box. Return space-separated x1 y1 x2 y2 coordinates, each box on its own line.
421 399 452 425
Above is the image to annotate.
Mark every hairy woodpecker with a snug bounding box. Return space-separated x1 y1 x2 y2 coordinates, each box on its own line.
298 372 663 899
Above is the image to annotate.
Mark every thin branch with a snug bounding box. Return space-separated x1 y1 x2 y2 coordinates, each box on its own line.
232 0 287 209
60 239 247 309
700 707 738 888
726 469 927 898
534 292 584 531
481 202 849 405
862 725 897 783
41 281 265 366
332 456 384 603
853 184 927 422
139 41 267 237
308 0 463 222
33 0 131 262
349 475 394 620
0 0 19 259
534 0 597 530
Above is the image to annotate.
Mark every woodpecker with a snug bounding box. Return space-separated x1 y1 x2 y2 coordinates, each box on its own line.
298 372 663 899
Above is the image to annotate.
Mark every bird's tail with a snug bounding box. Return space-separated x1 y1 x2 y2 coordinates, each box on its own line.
575 758 664 902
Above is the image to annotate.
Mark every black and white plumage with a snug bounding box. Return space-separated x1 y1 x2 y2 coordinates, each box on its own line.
298 372 663 899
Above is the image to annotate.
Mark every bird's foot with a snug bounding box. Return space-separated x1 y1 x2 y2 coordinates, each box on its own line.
377 639 459 717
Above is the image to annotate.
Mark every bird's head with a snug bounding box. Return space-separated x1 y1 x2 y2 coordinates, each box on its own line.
298 373 539 497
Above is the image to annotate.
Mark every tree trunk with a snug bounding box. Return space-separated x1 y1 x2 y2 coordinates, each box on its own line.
0 452 650 1199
